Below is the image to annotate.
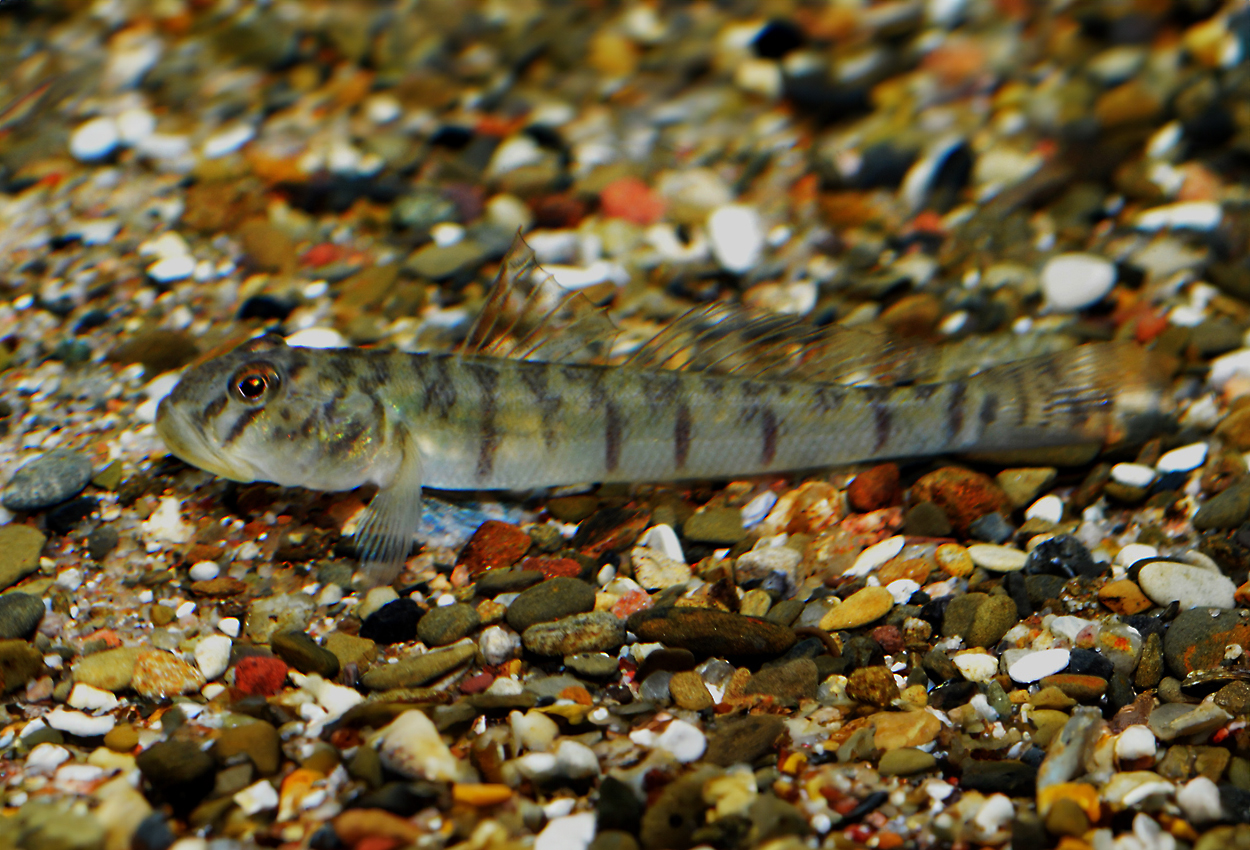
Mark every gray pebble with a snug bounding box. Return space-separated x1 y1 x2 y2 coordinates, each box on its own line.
2 450 93 512
0 594 45 640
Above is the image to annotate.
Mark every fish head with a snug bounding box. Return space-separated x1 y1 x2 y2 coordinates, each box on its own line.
156 335 398 491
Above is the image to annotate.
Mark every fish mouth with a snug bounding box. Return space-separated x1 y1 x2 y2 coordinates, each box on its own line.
154 398 261 483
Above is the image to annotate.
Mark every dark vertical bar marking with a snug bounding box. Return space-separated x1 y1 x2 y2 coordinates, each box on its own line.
760 407 778 466
222 406 263 446
604 400 623 472
674 401 692 470
946 380 966 440
872 400 892 453
467 362 500 480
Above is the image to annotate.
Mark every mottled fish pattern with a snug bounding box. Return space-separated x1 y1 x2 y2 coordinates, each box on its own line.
156 318 1171 587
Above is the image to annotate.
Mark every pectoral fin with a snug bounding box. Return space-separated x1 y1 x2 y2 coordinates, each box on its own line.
354 432 423 587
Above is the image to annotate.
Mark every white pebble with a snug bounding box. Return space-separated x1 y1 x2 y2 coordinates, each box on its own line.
147 255 196 283
1041 253 1116 311
1135 201 1222 232
1007 648 1071 683
46 708 114 737
973 794 1015 834
734 58 784 99
194 635 233 681
535 812 597 850
202 125 255 159
1115 543 1158 567
886 579 921 605
1210 348 1250 389
56 568 83 591
318 584 344 607
511 710 559 753
1157 442 1208 473
708 204 765 274
188 561 220 581
430 222 464 247
1115 725 1157 761
70 117 121 162
952 652 998 683
1177 776 1223 823
554 739 599 779
641 524 685 564
1138 560 1236 610
740 491 778 528
655 719 706 763
376 710 461 781
480 626 521 666
218 618 241 637
488 135 543 176
116 108 156 145
233 779 278 815
967 544 1027 572
845 535 906 577
1111 463 1156 488
286 327 350 349
1024 495 1064 524
67 683 118 712
26 744 71 775
141 497 192 544
293 672 363 719
1049 615 1097 643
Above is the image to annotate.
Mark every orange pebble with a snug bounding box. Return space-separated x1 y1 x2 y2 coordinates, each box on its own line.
452 783 514 806
600 177 666 225
559 686 593 706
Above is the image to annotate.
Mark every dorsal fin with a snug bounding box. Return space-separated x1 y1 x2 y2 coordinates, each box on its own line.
457 235 620 365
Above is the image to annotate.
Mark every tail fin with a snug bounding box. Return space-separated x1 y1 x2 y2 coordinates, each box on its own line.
966 342 1175 453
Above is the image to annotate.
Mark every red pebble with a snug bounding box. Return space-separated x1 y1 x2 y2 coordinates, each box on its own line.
869 624 904 654
302 243 345 267
456 520 532 576
234 656 288 697
910 466 1011 534
599 177 666 225
847 463 901 512
460 672 495 694
519 556 582 579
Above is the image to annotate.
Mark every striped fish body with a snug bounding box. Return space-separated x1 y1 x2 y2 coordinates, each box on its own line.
155 336 1167 584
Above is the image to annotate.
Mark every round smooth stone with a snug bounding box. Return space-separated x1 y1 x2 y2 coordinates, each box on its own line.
967 544 1028 572
1007 648 1071 684
70 117 120 162
1025 495 1064 524
1137 561 1235 610
1111 463 1156 488
1041 253 1116 311
1157 442 1208 473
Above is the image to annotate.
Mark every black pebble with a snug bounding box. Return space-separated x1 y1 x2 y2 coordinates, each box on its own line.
1066 647 1114 679
840 635 883 671
752 19 805 59
928 680 976 709
309 824 344 850
1005 572 1032 619
45 497 97 534
1024 534 1102 578
353 782 447 816
359 598 422 644
237 295 293 322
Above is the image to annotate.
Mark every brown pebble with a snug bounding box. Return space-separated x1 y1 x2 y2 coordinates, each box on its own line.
668 670 714 710
1099 579 1153 616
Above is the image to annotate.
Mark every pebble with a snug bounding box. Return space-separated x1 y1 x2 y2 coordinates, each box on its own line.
630 547 692 590
69 117 121 162
71 647 144 693
1158 442 1208 472
1041 253 1117 311
506 578 596 632
415 604 481 647
878 748 938 776
45 708 114 737
216 721 281 775
271 630 341 677
359 641 476 691
871 710 942 749
627 607 796 658
1116 725 1158 761
522 612 625 656
952 652 999 683
0 593 44 640
845 535 905 577
375 710 461 781
2 450 94 512
1111 463 1156 488
1008 649 1072 683
187 561 219 582
683 508 746 544
358 598 421 645
131 651 205 699
653 719 706 763
192 636 232 681
1025 495 1064 523
668 670 714 710
1137 561 1236 609
967 543 1027 572
536 812 597 850
707 204 764 273
819 586 893 630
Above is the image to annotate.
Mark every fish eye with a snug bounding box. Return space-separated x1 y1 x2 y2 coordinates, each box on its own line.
230 364 280 404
